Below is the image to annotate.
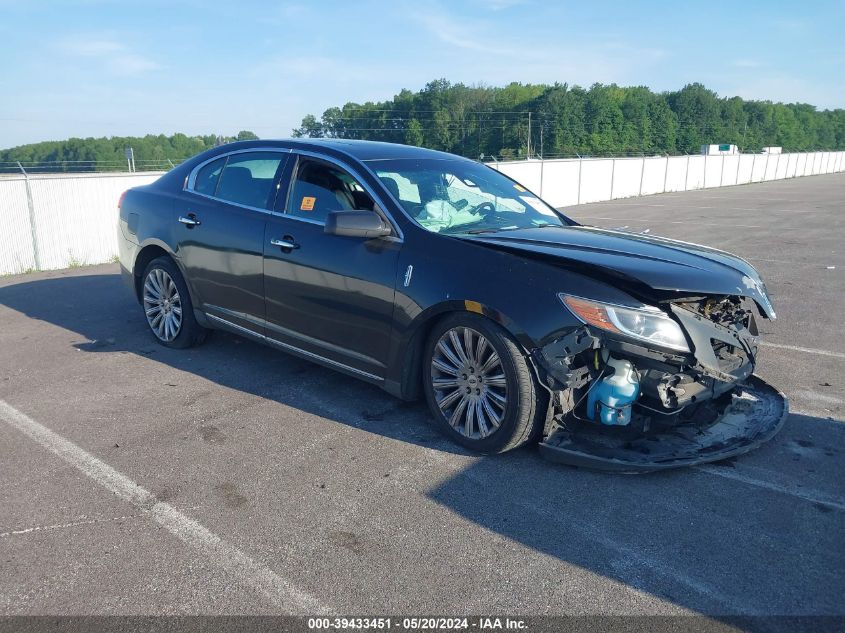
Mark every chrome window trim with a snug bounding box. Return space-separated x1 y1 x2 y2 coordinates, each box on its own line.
205 313 384 382
185 148 292 213
183 146 404 241
186 147 292 191
285 150 404 240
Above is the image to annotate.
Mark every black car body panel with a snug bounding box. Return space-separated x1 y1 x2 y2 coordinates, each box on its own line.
463 225 776 319
118 139 785 471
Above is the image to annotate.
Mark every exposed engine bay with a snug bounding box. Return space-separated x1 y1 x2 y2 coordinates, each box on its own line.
534 294 788 472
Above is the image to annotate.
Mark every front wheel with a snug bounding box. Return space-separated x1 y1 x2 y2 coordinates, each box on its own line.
422 313 546 454
141 256 207 349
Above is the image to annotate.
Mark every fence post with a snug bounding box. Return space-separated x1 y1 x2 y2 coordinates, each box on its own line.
539 156 545 199
736 152 742 183
662 154 669 193
684 154 690 191
609 157 616 199
719 154 725 187
638 155 646 196
774 152 781 179
576 155 582 205
751 154 757 182
17 162 42 271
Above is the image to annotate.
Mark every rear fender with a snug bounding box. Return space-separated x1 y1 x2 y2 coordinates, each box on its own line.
132 240 201 315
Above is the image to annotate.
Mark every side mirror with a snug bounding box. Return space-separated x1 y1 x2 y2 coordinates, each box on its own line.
324 210 391 238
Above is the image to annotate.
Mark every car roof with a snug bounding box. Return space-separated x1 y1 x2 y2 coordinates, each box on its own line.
216 138 473 163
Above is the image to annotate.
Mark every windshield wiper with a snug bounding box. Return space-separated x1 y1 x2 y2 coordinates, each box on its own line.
463 227 504 234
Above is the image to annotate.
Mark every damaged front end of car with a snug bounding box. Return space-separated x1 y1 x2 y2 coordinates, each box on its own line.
534 293 788 473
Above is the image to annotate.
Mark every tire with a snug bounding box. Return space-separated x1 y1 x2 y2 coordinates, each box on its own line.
422 312 547 454
140 256 208 349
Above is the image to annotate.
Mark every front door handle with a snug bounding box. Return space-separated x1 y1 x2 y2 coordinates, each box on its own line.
178 215 201 227
270 237 299 250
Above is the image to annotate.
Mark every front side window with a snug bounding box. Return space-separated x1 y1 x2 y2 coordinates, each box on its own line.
371 158 570 235
214 152 286 209
286 158 375 223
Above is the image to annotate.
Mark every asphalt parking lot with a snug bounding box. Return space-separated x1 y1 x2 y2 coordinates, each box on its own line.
1 173 843 620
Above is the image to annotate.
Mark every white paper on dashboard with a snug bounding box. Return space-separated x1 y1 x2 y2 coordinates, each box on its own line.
520 196 557 217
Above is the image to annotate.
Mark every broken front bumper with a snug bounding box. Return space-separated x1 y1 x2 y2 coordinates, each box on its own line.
539 375 787 473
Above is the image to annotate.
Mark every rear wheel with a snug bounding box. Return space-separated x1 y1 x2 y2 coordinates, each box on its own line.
422 313 546 453
141 256 207 349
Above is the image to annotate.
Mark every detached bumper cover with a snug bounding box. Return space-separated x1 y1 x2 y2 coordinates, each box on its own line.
539 375 787 473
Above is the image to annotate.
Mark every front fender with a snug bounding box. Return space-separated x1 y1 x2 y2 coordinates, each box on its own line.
404 298 534 351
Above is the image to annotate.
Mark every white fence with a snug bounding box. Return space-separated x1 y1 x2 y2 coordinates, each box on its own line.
488 150 845 209
0 171 161 275
0 150 844 275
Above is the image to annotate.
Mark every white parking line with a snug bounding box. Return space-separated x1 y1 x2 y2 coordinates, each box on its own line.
694 465 845 511
760 342 845 359
0 399 324 614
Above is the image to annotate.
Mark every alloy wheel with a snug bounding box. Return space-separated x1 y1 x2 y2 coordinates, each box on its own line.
430 326 508 439
143 268 183 342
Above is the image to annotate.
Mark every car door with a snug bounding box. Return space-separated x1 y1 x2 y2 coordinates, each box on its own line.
262 154 401 379
177 149 290 334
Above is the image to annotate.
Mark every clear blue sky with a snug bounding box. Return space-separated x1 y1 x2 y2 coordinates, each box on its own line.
1 0 842 148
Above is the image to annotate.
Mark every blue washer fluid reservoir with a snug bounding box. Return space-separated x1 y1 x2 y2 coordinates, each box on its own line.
587 356 640 426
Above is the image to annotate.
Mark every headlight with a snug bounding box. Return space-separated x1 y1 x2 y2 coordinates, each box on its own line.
560 294 690 353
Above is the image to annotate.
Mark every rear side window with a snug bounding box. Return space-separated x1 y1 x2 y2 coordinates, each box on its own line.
193 157 226 196
286 159 374 223
214 152 286 209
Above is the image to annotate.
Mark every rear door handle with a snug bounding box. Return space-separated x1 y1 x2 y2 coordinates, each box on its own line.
270 238 299 250
178 215 201 227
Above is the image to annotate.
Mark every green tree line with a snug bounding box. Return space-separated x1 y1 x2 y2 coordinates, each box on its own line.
0 131 258 172
293 80 845 159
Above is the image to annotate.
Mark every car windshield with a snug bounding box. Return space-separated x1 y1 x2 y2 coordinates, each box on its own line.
369 158 570 235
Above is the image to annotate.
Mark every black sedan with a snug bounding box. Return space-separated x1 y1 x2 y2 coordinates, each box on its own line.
118 139 786 471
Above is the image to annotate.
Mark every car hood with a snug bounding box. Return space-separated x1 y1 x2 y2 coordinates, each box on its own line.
461 225 776 318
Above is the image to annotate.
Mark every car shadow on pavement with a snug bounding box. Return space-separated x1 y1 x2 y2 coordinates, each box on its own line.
0 270 467 457
2 269 843 624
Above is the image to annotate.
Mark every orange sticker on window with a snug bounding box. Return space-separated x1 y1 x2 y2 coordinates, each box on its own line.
513 184 526 192
300 196 316 211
